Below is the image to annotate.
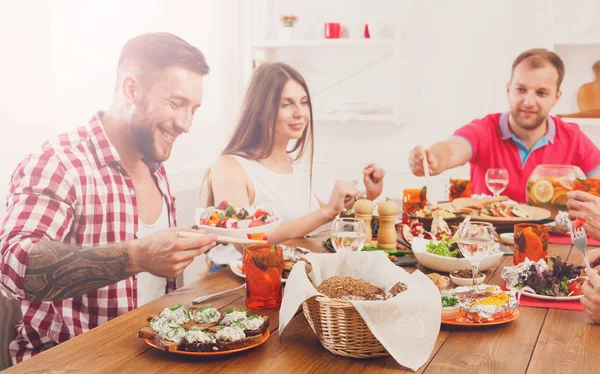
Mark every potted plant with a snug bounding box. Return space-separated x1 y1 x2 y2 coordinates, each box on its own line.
279 15 297 40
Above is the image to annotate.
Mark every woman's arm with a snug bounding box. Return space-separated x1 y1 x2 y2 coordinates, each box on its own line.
209 156 253 208
267 180 357 244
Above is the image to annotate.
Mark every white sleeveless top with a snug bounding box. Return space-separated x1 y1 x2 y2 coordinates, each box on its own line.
136 198 169 307
231 155 318 222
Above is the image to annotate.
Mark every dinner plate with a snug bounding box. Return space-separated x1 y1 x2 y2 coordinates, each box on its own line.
451 198 551 224
229 260 287 283
442 308 520 326
323 238 412 256
411 237 504 273
144 330 270 355
507 286 584 301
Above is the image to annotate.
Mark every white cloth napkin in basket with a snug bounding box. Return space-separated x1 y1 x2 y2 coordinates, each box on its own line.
279 251 441 371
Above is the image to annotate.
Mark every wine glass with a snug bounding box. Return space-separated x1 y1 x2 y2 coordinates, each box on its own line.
455 222 496 285
330 218 367 253
485 168 509 197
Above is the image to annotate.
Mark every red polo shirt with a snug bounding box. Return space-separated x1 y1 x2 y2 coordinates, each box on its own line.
453 112 600 203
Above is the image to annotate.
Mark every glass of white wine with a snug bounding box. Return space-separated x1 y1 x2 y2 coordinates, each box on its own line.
485 168 509 197
330 218 367 253
455 221 496 285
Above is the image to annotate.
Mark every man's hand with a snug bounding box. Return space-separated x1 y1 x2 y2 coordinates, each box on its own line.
408 145 439 176
567 191 600 241
128 228 217 278
323 180 358 219
581 267 600 324
363 163 385 200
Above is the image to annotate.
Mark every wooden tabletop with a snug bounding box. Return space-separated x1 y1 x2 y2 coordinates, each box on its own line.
4 233 600 374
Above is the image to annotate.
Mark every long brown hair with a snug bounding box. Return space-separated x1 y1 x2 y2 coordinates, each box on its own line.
203 62 314 206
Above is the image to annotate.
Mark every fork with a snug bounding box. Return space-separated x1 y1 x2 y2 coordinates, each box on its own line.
570 225 591 268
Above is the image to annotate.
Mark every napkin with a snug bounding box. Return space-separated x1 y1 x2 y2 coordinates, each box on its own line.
279 251 441 372
549 234 600 247
501 282 584 311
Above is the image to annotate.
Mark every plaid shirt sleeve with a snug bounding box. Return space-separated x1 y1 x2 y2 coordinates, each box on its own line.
0 152 76 301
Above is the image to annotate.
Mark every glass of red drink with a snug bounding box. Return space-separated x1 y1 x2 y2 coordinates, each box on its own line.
243 244 284 309
513 224 549 265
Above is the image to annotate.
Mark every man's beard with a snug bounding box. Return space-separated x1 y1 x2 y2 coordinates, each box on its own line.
510 108 546 131
130 109 171 163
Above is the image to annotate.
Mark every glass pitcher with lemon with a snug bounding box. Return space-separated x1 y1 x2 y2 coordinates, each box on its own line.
526 165 585 216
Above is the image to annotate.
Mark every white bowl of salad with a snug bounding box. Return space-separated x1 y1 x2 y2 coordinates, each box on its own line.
411 237 504 273
195 202 282 240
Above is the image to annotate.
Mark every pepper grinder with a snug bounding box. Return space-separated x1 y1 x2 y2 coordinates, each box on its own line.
353 195 374 247
377 198 398 249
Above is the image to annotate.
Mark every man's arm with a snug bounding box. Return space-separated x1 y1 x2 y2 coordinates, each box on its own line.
409 137 472 176
23 240 132 301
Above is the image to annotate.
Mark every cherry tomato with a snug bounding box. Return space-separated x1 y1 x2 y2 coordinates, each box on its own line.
575 217 586 229
568 281 582 296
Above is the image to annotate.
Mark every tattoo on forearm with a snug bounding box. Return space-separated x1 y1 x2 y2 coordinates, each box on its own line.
24 241 131 301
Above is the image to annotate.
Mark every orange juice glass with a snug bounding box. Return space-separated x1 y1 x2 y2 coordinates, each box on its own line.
243 244 284 309
403 188 427 213
513 224 549 265
449 179 472 201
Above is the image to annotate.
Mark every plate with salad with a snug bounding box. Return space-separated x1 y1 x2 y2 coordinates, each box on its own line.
411 236 503 273
501 256 585 301
195 201 281 239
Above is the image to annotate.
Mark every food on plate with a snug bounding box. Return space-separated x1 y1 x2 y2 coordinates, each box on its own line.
316 276 407 301
548 211 570 235
412 206 456 219
443 285 518 323
451 269 484 279
426 235 463 258
449 179 472 200
574 217 586 229
430 211 452 238
427 273 450 289
501 256 584 297
441 295 458 308
322 238 411 260
441 295 460 320
459 200 530 218
282 246 310 279
339 209 380 236
198 203 279 229
138 304 269 352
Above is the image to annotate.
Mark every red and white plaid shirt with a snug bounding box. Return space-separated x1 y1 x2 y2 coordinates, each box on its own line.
0 113 177 364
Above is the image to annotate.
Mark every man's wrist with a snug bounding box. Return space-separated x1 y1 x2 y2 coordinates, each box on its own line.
124 239 143 274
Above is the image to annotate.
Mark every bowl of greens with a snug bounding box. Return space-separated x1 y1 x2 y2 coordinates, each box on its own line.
411 236 503 273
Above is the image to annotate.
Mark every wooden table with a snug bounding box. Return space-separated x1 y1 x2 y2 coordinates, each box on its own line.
4 234 600 374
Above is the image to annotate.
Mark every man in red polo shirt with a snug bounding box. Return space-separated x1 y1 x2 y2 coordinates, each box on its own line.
408 48 600 203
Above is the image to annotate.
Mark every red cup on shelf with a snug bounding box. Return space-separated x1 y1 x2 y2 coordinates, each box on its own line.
324 23 342 38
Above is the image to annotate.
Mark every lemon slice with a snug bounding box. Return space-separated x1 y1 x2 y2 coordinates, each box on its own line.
551 192 568 206
532 179 554 203
557 177 574 191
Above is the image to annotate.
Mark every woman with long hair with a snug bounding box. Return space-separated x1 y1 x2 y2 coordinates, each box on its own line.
204 62 385 245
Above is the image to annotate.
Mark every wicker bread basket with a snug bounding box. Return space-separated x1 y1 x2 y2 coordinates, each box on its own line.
301 296 389 358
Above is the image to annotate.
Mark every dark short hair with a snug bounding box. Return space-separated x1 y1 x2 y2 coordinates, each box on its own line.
511 48 565 90
117 32 210 81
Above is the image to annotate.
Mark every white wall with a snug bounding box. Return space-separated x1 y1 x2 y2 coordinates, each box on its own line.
1 0 599 220
0 0 245 217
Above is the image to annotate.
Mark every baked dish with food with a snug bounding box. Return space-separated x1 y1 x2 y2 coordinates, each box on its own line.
137 304 269 352
442 285 518 323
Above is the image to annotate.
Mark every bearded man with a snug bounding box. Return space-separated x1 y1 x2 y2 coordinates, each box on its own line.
408 48 600 202
0 32 217 364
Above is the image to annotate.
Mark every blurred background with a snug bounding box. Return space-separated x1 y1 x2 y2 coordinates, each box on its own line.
0 0 599 223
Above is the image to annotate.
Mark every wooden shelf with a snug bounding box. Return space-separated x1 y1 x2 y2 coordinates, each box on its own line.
252 39 396 49
554 40 600 47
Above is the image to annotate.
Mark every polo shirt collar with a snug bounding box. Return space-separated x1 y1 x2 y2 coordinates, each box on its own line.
499 112 556 144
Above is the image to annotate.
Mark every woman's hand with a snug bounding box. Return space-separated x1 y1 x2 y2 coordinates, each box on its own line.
323 180 358 219
567 191 600 241
363 163 385 200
